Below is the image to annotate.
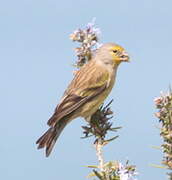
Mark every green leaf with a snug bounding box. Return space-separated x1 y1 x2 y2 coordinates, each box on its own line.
93 170 104 180
87 172 96 178
86 165 98 168
105 136 119 143
150 163 168 169
110 127 122 131
151 146 161 150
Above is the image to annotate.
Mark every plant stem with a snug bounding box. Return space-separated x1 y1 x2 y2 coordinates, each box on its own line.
95 139 105 172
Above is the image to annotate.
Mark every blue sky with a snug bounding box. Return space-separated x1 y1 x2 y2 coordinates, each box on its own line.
0 0 172 179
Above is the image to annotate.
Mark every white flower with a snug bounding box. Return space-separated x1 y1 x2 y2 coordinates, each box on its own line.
86 17 96 29
86 18 101 35
96 43 103 49
118 163 138 180
92 27 101 35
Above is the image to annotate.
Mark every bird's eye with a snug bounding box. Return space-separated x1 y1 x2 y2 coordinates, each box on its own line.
113 50 118 53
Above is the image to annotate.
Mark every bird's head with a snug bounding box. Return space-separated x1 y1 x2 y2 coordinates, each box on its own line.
96 43 130 66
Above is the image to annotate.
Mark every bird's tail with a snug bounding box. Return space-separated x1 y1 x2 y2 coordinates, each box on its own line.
36 120 67 157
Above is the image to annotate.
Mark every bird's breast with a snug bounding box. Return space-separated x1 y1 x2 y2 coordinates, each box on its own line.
80 70 116 118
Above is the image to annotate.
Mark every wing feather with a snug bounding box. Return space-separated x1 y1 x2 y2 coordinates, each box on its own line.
47 60 109 126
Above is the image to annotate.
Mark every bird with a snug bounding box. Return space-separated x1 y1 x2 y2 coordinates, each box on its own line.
36 42 129 157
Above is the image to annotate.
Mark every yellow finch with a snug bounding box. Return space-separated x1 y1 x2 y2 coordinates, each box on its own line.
36 43 129 156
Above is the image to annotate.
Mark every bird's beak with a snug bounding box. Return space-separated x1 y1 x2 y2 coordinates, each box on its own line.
120 51 130 62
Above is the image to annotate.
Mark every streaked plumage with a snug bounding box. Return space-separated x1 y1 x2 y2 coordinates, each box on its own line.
36 43 129 157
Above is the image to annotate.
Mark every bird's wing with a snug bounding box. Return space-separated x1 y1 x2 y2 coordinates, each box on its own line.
47 61 110 126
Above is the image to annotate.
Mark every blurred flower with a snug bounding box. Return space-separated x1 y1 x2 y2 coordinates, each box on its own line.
87 161 138 180
155 112 161 118
70 18 101 67
154 97 163 106
118 163 138 180
154 89 172 178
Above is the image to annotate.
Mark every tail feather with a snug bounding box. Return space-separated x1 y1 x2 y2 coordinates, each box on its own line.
36 121 67 157
36 129 52 149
